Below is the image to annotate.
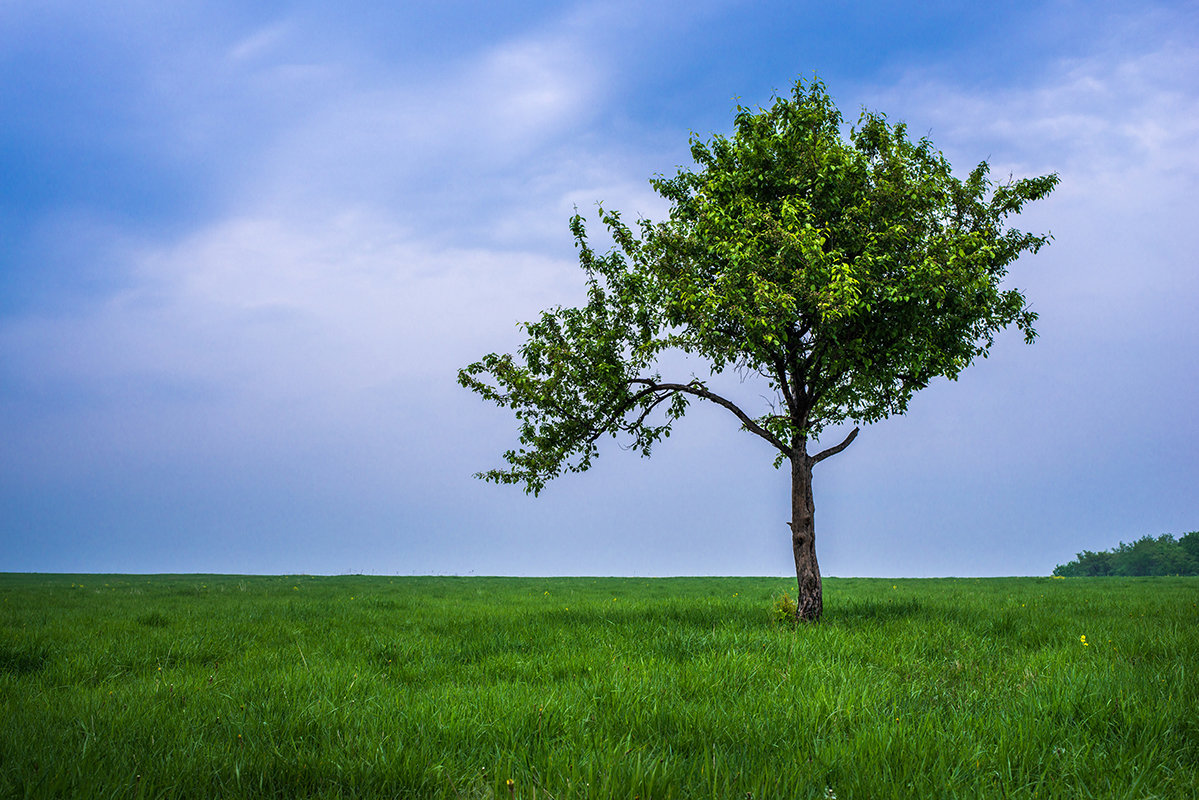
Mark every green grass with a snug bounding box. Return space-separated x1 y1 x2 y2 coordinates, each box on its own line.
1 574 1196 799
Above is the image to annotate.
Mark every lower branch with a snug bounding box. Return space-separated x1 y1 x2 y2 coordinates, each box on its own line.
629 378 790 454
810 426 859 465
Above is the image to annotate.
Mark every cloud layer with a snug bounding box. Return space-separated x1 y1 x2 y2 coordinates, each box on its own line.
3 1 1196 576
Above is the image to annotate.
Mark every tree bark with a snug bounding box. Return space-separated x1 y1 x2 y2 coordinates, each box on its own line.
790 454 822 621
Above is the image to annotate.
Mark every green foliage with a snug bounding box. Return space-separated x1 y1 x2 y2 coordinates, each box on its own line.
1 574 1196 799
1183 529 1199 562
460 77 1058 493
1054 532 1199 576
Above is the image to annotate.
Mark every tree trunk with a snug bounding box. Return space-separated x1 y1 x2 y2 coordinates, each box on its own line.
790 454 822 621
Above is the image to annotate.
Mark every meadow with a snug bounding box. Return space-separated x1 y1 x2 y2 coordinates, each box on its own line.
1 574 1195 799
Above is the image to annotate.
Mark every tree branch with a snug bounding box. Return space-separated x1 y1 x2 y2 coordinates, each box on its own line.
630 378 790 454
626 389 675 430
810 426 859 464
584 385 662 445
770 351 796 416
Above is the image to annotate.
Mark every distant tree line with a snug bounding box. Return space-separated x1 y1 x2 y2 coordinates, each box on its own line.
1053 532 1199 576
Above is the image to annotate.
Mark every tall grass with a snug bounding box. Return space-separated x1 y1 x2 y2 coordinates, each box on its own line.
1 574 1196 798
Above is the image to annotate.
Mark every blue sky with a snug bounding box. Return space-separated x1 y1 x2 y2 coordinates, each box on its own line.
3 0 1197 577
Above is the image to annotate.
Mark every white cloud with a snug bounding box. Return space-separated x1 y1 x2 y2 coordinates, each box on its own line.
237 29 611 218
227 21 292 64
1 12 662 497
865 37 1199 182
3 211 578 435
858 35 1199 319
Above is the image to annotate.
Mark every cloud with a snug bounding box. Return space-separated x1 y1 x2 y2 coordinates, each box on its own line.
1 6 676 559
2 212 573 457
5 1 1197 576
867 34 1197 169
235 29 609 215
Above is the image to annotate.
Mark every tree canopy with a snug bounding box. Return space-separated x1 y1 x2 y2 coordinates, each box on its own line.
460 79 1057 491
460 77 1057 617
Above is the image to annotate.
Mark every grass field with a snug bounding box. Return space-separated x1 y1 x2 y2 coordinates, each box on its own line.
1 574 1196 799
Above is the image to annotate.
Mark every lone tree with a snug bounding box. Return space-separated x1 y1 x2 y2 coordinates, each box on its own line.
460 78 1057 620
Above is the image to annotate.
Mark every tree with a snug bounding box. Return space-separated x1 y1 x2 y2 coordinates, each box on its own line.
1053 549 1113 577
1180 531 1199 569
1054 533 1199 577
459 78 1058 619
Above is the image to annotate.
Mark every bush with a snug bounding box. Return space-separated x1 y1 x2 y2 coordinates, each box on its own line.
772 591 798 625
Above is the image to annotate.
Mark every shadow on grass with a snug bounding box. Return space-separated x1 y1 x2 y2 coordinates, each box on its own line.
825 596 926 624
0 643 49 676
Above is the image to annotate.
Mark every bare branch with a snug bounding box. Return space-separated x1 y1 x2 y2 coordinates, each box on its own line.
630 378 791 454
810 426 859 464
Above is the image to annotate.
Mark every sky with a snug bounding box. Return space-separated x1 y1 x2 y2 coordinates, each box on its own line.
2 0 1197 578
